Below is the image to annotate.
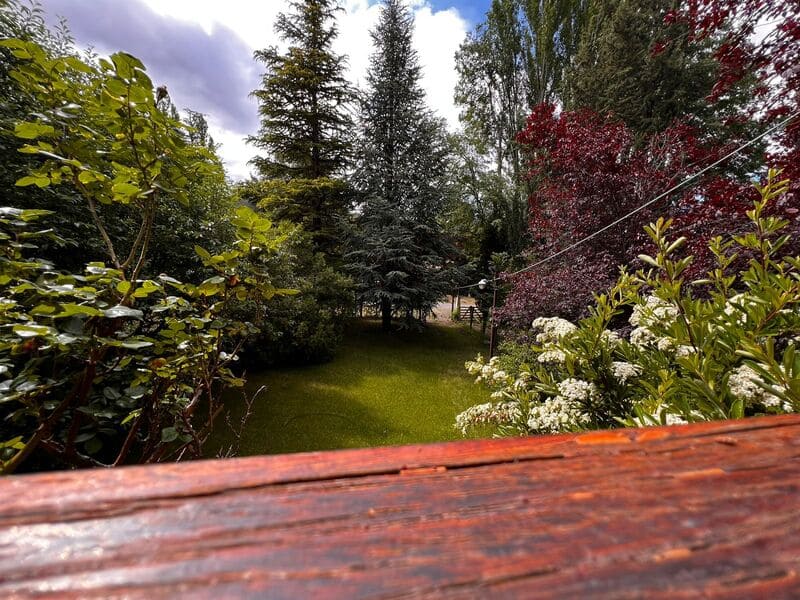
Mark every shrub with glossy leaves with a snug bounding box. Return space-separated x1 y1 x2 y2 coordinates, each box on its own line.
458 172 799 437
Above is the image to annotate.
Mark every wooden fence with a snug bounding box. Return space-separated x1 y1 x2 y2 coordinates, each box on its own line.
457 305 484 328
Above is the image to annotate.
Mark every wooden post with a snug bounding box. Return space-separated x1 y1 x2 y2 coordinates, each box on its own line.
469 306 474 329
489 282 498 357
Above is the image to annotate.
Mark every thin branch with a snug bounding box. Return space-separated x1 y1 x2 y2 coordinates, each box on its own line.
128 198 157 285
76 178 121 270
121 208 151 270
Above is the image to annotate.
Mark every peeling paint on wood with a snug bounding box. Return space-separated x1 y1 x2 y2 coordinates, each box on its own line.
0 415 799 598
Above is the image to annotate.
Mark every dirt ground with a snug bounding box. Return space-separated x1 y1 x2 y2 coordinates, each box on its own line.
430 295 477 327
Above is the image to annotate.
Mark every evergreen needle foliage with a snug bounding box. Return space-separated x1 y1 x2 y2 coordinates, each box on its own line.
249 0 355 257
249 0 353 180
349 0 458 331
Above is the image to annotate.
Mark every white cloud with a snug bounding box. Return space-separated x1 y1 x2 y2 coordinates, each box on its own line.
141 0 468 179
208 118 256 183
411 4 468 128
48 1 467 179
337 0 383 89
139 0 284 51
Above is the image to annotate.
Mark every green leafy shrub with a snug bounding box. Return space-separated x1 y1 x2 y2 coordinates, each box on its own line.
0 206 285 473
233 224 352 366
0 39 289 472
457 171 799 436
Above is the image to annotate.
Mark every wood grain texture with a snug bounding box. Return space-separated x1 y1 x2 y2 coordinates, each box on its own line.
1 415 799 598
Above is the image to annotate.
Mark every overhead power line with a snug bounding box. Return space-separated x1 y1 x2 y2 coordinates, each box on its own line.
458 111 799 291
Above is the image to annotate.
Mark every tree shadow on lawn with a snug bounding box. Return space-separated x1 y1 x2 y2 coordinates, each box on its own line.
209 319 488 456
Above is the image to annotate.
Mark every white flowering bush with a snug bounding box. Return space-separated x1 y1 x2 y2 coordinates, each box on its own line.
457 171 800 437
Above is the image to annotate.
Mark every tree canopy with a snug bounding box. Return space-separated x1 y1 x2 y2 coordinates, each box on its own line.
249 0 353 180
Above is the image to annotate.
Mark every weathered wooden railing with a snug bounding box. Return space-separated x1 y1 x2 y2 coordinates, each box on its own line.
1 415 799 598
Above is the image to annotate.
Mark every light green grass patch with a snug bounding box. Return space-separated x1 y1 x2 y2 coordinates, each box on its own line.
209 319 490 456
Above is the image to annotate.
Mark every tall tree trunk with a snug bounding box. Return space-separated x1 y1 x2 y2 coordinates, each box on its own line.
381 297 392 332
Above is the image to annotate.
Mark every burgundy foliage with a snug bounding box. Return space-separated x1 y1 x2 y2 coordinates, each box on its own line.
500 104 754 327
668 0 800 199
500 253 619 331
667 0 800 271
502 1 800 330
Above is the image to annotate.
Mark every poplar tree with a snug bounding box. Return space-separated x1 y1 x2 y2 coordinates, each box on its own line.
453 0 590 262
349 0 455 331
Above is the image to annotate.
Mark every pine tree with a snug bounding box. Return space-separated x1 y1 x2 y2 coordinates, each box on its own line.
250 0 352 179
350 0 455 331
249 0 353 253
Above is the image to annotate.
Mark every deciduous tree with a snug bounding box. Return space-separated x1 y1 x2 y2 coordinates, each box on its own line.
454 0 590 265
566 0 732 138
501 104 753 327
667 0 800 200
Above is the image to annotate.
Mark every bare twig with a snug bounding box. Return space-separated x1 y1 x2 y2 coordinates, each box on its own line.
218 386 264 459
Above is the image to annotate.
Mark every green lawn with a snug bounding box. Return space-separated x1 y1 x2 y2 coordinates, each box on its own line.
209 319 489 456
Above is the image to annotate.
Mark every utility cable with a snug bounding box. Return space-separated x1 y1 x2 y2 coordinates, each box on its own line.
457 111 799 290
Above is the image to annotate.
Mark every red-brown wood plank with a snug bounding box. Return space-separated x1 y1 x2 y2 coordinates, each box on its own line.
0 415 799 598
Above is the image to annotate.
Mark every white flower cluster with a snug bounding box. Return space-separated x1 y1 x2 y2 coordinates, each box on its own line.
524 379 598 432
664 413 688 426
466 356 508 385
630 295 679 328
537 348 567 364
512 371 531 391
728 364 792 412
557 378 599 403
629 325 658 348
646 335 695 357
532 317 577 344
455 401 522 435
527 395 591 434
631 406 689 427
601 329 622 348
628 296 686 352
611 361 641 384
723 293 754 325
466 355 534 405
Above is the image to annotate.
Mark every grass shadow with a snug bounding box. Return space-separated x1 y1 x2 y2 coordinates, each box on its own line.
208 319 490 456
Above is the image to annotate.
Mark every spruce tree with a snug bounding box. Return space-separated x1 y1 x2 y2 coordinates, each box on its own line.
349 0 455 331
249 0 353 253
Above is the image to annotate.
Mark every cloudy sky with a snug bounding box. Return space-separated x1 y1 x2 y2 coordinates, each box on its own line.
39 0 491 180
